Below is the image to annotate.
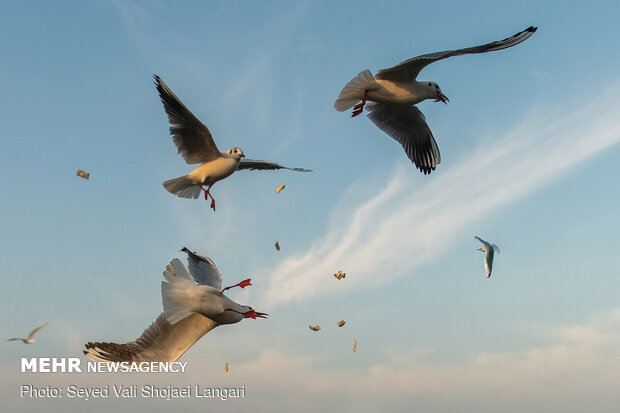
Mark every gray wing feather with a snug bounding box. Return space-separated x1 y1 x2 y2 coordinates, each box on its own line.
84 313 217 362
154 75 221 164
237 159 312 172
367 103 440 174
180 247 223 289
376 26 537 83
474 236 491 249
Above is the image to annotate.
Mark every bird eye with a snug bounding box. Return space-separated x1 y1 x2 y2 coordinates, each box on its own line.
428 83 431 86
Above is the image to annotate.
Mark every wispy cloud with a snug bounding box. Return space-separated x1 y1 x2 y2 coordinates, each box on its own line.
261 85 620 306
223 308 620 412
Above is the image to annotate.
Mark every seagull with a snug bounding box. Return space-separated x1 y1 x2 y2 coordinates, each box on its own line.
475 236 500 278
334 26 537 174
84 248 267 362
7 323 47 344
155 75 312 211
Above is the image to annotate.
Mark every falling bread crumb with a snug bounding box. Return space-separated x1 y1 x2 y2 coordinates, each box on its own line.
76 169 90 180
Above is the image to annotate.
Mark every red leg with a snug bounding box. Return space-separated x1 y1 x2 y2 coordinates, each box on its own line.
222 278 252 292
200 184 216 211
351 90 368 117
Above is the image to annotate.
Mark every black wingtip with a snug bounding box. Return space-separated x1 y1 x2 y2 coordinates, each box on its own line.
526 26 538 33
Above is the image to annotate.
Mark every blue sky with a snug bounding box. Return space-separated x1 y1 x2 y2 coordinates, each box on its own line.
2 1 620 412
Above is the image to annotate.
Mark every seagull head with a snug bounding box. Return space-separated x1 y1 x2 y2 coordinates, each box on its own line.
424 82 449 104
225 147 246 160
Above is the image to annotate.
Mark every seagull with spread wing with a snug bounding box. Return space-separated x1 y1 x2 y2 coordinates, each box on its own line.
7 323 47 344
334 26 537 174
475 236 501 278
84 248 267 362
155 75 311 210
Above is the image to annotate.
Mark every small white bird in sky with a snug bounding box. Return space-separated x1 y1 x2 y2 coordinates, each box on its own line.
7 323 47 344
84 248 267 362
475 236 500 278
334 26 537 174
155 75 311 211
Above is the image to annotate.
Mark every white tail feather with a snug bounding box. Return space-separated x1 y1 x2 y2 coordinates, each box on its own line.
161 259 201 324
334 70 375 112
162 176 201 199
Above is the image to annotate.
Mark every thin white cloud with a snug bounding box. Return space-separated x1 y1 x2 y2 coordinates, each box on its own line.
223 308 620 412
261 84 620 306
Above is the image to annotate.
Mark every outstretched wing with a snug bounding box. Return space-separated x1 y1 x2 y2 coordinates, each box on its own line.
84 313 217 363
27 323 47 340
485 250 495 277
367 103 440 174
181 247 223 290
237 159 312 172
376 26 537 83
154 75 221 164
474 236 491 250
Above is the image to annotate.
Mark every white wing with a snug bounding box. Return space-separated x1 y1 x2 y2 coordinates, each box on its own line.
484 249 495 277
84 313 217 362
181 247 223 289
161 259 215 324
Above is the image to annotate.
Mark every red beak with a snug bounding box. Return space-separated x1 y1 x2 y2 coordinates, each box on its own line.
244 310 268 319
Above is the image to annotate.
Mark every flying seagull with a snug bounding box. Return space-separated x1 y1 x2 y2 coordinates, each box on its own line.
334 26 537 174
84 249 267 362
475 236 500 278
155 75 311 210
7 323 47 344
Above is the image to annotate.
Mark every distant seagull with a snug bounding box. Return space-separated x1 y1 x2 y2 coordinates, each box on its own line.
334 26 537 174
155 75 312 211
475 236 500 278
84 249 267 362
7 323 47 344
